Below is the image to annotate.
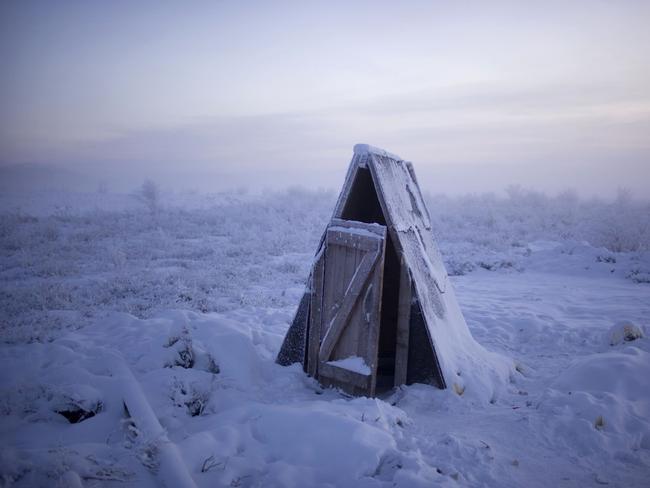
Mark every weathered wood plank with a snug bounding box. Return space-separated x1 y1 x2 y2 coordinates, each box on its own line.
307 250 325 377
364 156 408 285
318 249 379 362
322 229 361 350
319 362 371 390
394 253 411 386
333 245 359 359
329 218 386 238
355 278 371 367
326 229 381 252
363 237 386 397
368 153 450 388
321 239 345 340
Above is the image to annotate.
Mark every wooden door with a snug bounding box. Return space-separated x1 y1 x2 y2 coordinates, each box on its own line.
307 219 386 396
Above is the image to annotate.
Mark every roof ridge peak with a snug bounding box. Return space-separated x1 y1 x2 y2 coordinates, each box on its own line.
353 144 403 161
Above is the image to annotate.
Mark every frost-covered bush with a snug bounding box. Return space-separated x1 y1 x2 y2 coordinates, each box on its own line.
589 189 650 252
427 187 650 252
134 179 161 217
1 187 647 344
0 189 334 343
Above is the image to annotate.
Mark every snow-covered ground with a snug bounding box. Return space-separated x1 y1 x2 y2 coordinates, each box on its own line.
1 188 649 487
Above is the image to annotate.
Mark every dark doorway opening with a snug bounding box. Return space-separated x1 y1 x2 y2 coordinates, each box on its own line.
339 167 400 391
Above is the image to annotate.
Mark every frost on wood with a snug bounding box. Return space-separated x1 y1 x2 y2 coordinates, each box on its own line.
279 144 514 401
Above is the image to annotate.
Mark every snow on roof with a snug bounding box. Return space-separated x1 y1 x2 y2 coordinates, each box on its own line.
348 145 513 399
280 144 514 401
353 144 403 161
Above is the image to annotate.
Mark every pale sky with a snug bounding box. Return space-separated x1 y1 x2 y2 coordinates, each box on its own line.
1 0 649 196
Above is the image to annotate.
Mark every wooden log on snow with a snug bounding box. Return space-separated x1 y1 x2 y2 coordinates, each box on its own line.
104 352 198 488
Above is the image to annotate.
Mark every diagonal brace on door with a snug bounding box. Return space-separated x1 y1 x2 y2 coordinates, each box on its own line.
319 246 381 362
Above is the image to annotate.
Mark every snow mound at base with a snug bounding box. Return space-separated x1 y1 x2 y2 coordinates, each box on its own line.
606 321 645 346
539 344 650 458
178 400 410 487
0 310 459 487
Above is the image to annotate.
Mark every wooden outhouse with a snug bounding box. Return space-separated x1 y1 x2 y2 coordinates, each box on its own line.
277 144 477 396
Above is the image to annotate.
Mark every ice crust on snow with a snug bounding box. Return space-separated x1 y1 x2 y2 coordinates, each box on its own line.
327 356 371 375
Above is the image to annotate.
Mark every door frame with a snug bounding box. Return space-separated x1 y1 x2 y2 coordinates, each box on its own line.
307 218 387 396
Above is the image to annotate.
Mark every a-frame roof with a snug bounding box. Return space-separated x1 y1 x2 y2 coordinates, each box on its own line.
278 144 512 400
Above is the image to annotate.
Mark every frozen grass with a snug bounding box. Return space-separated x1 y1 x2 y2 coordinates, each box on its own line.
0 189 333 343
1 187 649 343
1 187 649 487
427 187 650 252
427 188 650 277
